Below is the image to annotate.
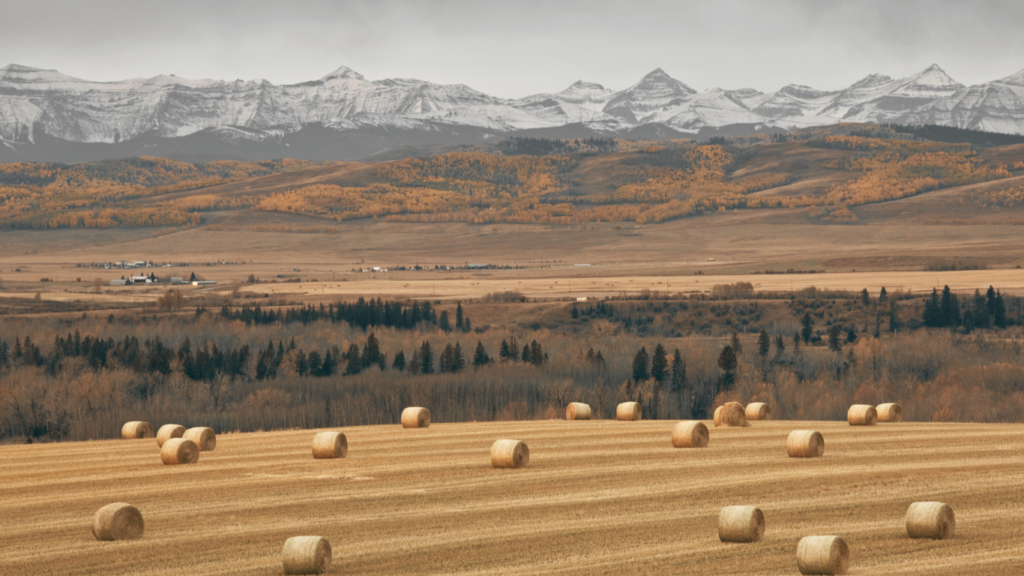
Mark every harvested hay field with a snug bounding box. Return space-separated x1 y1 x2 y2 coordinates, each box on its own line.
2 420 1023 575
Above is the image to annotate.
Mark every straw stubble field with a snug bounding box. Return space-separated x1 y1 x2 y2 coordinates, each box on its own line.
2 420 1023 575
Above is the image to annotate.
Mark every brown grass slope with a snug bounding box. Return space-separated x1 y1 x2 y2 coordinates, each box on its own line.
2 420 1023 575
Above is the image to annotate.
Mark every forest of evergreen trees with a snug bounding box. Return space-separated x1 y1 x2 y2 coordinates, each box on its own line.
3 287 1024 444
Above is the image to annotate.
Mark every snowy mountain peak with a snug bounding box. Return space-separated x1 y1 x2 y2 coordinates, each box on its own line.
563 80 606 92
997 69 1024 86
2 64 45 73
635 68 696 94
4 62 1024 156
904 64 961 88
849 73 894 89
321 65 365 81
884 64 962 102
557 80 611 100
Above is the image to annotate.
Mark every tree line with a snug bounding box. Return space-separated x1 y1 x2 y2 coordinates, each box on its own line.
219 299 474 333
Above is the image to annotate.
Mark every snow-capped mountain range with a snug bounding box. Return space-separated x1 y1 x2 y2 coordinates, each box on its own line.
2 63 1024 161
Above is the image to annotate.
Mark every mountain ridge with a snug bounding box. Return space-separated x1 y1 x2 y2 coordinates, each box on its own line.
3 63 1024 161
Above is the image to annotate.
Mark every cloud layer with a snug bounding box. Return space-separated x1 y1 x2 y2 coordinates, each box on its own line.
4 0 1023 97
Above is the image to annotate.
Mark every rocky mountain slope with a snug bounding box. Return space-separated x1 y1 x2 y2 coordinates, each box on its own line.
2 62 1023 161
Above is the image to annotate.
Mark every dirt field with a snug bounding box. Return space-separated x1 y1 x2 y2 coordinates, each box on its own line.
3 208 1024 306
234 268 1024 300
3 419 1022 575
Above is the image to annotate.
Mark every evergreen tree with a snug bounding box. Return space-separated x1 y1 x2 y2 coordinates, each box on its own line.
499 339 512 362
879 286 888 302
438 311 452 333
861 288 870 306
631 347 650 381
593 350 606 369
454 342 465 372
670 349 687 417
939 285 961 328
801 313 814 344
757 329 770 357
420 341 434 374
923 288 941 327
439 344 455 373
774 334 785 353
295 349 309 376
255 355 269 380
455 303 464 330
969 289 991 330
392 350 406 371
407 350 421 374
717 345 737 390
827 325 843 352
362 333 383 369
530 340 544 366
462 317 471 333
986 285 997 315
994 292 1007 328
307 350 323 377
522 344 532 364
730 332 743 354
846 326 857 343
650 343 668 383
571 305 579 319
344 344 361 375
670 350 686 393
473 341 490 367
320 350 336 376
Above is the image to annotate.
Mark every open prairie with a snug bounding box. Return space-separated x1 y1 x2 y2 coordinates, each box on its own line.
3 128 1024 305
2 419 1023 575
3 213 1024 305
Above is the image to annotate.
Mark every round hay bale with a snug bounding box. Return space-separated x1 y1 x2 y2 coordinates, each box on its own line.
182 427 216 451
616 402 642 421
491 439 529 469
745 402 771 421
847 404 877 426
401 407 430 428
714 402 748 427
877 403 903 423
160 438 199 465
787 430 824 458
155 424 185 447
121 421 154 440
312 431 348 459
282 536 332 575
565 402 591 420
906 502 955 539
718 505 765 543
796 535 849 575
671 421 709 448
92 502 144 541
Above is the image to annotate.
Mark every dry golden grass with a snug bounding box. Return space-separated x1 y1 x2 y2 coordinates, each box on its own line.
2 420 1023 575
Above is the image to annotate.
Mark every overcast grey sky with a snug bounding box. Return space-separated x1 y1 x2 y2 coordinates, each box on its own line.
4 0 1024 96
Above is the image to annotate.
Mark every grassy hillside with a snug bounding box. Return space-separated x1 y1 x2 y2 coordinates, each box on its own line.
2 420 1021 575
2 123 1023 230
